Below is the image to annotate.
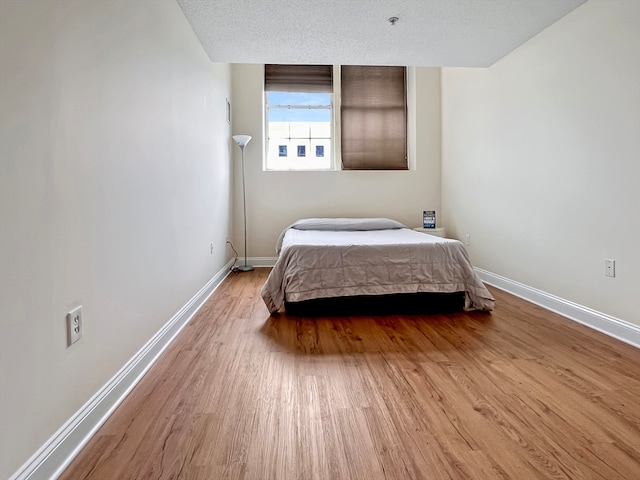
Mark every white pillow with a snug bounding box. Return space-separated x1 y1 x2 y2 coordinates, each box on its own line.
291 217 406 231
274 217 407 253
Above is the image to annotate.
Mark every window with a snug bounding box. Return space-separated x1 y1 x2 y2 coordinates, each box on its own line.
341 66 407 170
264 64 408 171
265 64 333 170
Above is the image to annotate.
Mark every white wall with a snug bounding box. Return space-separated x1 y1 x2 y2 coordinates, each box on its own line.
441 0 640 324
0 1 233 477
231 65 442 257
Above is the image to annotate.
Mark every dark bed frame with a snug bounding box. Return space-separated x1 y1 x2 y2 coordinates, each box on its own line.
283 291 465 317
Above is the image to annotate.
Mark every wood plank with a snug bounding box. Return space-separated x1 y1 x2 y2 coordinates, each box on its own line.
60 270 640 479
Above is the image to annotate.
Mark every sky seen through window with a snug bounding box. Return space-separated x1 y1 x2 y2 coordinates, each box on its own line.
268 92 331 122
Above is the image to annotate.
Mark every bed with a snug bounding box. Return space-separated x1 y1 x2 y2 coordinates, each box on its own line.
261 218 495 314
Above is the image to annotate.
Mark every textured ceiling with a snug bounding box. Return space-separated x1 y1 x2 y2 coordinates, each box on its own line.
176 0 586 67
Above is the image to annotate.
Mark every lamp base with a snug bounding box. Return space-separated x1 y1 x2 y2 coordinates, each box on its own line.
236 265 254 272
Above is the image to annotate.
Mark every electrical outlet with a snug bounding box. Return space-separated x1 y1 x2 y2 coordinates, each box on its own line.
465 234 471 246
605 259 615 278
66 306 83 346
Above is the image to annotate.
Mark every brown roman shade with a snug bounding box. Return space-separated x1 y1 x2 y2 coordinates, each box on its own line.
265 64 333 93
341 66 407 170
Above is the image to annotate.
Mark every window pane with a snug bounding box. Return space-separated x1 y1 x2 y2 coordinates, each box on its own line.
316 145 324 157
278 145 287 157
290 122 310 139
268 122 289 140
268 106 331 123
297 145 306 157
309 120 331 138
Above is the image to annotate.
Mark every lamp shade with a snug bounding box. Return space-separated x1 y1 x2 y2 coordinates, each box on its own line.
233 135 252 148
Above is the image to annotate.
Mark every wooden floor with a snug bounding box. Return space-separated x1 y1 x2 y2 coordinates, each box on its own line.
60 269 640 480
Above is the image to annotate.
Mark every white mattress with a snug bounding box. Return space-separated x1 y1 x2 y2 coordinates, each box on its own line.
280 227 454 250
261 226 495 313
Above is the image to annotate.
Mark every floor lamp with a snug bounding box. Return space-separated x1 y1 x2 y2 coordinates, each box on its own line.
232 135 254 272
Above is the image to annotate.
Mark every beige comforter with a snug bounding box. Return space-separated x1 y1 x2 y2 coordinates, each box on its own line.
261 226 495 314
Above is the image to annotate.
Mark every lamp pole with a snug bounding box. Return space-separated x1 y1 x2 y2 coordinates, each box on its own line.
233 135 254 272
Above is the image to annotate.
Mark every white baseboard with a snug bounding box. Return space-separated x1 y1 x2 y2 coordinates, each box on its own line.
10 259 235 480
248 256 278 267
476 268 640 349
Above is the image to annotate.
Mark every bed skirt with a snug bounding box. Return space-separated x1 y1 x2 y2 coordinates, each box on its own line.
283 291 466 317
